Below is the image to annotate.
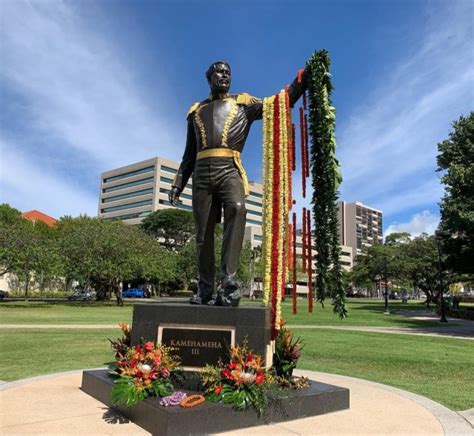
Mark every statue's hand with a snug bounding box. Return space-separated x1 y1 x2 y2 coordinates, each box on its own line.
168 187 181 206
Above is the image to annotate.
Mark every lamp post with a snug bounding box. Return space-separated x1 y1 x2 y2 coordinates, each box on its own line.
435 230 448 323
383 256 390 315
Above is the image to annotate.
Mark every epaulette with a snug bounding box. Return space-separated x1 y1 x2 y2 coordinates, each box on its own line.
236 93 261 105
187 102 200 118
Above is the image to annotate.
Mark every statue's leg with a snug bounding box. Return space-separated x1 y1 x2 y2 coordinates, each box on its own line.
215 163 246 306
191 179 218 305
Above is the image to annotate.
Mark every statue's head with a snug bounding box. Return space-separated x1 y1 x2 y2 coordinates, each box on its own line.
206 61 231 94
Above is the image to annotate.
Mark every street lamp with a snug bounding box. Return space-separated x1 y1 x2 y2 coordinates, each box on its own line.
383 256 390 315
435 230 448 323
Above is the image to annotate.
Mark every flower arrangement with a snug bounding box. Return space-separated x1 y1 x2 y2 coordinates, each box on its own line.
109 324 180 406
273 320 303 379
201 340 272 416
108 322 131 359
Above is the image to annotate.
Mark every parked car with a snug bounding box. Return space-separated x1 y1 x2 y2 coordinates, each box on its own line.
68 289 95 301
0 290 9 300
123 288 148 298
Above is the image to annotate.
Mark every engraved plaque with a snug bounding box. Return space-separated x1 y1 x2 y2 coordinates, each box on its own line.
158 324 235 370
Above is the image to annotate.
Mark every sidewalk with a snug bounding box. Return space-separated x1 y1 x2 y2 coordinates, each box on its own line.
1 369 472 435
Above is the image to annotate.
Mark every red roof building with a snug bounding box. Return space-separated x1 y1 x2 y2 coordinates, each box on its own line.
21 210 57 227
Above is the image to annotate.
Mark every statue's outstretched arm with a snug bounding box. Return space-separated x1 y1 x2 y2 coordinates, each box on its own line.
244 68 309 122
171 117 196 199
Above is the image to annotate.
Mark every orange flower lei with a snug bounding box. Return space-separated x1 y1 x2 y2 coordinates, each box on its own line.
180 394 205 408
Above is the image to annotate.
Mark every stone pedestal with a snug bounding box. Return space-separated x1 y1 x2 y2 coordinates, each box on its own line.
131 302 273 368
81 369 350 436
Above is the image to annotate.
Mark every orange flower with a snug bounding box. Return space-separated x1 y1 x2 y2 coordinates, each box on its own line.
214 385 223 394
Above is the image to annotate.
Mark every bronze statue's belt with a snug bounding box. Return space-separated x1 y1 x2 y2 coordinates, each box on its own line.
196 148 249 196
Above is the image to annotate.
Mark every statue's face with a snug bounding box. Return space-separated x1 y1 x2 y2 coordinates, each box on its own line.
209 63 231 94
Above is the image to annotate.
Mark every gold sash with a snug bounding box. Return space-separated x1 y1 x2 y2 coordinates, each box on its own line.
196 148 249 196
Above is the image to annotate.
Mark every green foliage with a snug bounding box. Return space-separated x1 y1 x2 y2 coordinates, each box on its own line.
141 209 194 250
347 233 450 304
57 216 174 298
437 112 474 276
306 50 347 318
0 209 63 298
273 324 303 379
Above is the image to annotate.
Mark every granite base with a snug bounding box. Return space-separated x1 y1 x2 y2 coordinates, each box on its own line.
81 369 350 436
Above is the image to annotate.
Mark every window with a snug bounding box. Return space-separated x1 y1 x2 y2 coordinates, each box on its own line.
160 176 192 190
245 199 262 207
102 188 153 203
103 166 155 183
247 209 262 217
161 165 178 174
246 218 262 226
102 177 154 193
101 199 152 213
104 211 151 221
254 235 263 241
159 187 192 200
158 199 193 211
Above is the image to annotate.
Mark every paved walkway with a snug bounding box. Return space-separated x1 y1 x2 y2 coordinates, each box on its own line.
2 316 473 340
0 369 472 435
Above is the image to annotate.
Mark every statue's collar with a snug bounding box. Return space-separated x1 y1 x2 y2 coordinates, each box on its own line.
208 92 230 101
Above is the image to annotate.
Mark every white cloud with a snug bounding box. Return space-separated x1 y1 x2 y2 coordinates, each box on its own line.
0 139 97 218
0 0 182 215
385 210 440 238
338 1 473 218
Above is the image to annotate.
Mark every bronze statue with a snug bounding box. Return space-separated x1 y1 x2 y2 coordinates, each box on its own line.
170 61 306 307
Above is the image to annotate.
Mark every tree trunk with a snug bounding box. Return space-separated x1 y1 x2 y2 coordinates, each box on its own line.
24 274 29 302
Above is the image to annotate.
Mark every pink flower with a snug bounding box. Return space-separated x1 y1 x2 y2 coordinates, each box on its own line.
144 341 154 352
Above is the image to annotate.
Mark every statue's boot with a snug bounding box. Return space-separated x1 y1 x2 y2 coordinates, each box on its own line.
190 285 215 305
216 278 241 307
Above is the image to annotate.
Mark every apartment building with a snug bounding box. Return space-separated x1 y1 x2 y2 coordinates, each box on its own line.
337 201 383 257
244 226 354 272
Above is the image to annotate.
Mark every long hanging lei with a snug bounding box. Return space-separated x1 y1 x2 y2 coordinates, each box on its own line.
262 89 292 339
262 50 348 339
306 50 347 318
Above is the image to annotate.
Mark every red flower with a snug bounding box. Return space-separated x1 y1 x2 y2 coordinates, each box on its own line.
214 385 223 394
221 369 232 379
144 341 154 352
255 372 265 385
245 353 254 363
228 362 237 370
135 345 142 353
161 368 170 378
130 358 138 368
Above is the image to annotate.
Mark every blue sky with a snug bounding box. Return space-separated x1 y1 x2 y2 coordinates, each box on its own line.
1 0 472 236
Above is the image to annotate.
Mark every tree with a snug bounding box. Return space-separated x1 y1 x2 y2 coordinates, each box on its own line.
402 234 443 306
141 209 194 250
57 216 172 299
437 112 474 275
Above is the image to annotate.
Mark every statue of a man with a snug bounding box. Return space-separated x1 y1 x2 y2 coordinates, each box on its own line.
169 61 306 307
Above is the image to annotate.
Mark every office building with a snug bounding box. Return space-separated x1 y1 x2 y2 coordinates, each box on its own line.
98 157 264 227
337 201 383 257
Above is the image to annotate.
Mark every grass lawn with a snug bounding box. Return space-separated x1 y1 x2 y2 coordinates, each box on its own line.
1 327 471 411
0 328 116 381
0 300 134 324
295 328 474 411
280 298 440 328
0 298 441 329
